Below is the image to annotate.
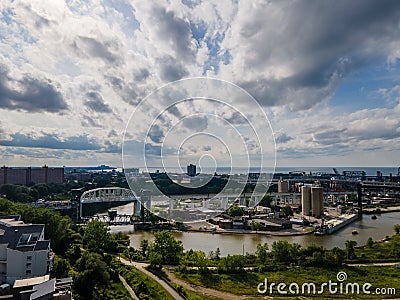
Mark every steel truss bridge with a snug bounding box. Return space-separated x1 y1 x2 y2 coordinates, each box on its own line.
79 187 141 220
81 213 133 225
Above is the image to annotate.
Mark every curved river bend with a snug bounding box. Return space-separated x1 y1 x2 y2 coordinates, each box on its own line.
109 205 400 256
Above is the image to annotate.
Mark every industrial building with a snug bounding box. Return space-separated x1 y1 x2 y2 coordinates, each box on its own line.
278 177 289 193
301 185 324 217
0 166 64 185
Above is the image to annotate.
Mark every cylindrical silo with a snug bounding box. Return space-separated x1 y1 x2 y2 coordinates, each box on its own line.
311 187 324 217
301 186 311 216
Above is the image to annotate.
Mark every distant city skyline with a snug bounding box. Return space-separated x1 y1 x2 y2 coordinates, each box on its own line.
0 1 400 167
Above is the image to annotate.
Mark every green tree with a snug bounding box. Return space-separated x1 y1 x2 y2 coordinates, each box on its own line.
331 247 346 266
310 251 325 266
366 237 374 248
345 240 357 260
0 184 18 200
151 231 183 265
149 250 163 270
140 239 149 259
251 221 262 232
391 241 400 258
227 205 244 217
221 254 245 273
271 240 300 263
83 220 110 253
282 205 294 217
255 242 269 264
258 195 273 207
51 256 71 279
65 244 82 265
215 247 221 260
108 231 130 253
73 252 110 299
187 250 209 274
33 184 50 198
394 224 400 234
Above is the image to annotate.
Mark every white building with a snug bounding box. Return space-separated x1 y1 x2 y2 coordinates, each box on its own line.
0 216 51 285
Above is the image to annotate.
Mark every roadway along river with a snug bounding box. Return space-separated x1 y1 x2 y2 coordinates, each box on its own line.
109 203 400 256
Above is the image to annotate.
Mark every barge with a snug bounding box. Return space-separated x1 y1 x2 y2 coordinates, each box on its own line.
314 213 359 235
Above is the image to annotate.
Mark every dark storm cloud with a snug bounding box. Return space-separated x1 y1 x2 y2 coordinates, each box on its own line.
108 129 118 138
73 36 122 64
144 143 175 156
103 140 121 153
34 14 51 29
105 75 124 91
278 143 352 159
0 132 101 150
124 139 175 157
275 132 293 144
237 0 400 110
166 105 182 118
81 115 102 128
0 65 68 113
148 124 164 143
182 116 208 131
158 56 189 82
84 91 112 113
312 121 400 147
151 5 195 61
226 111 247 125
134 68 150 82
0 121 5 135
104 75 144 106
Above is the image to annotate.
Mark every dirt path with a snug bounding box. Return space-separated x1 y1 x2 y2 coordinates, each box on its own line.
118 257 184 300
345 261 400 267
119 274 139 300
164 268 271 300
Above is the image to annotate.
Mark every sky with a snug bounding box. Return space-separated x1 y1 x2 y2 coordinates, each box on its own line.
0 0 400 168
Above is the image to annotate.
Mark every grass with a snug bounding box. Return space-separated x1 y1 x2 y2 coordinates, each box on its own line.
353 234 400 262
103 281 133 300
183 289 222 300
175 266 400 299
147 266 220 300
117 263 175 300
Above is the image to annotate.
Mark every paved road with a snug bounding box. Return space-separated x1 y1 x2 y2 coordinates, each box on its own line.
119 275 139 300
118 257 184 300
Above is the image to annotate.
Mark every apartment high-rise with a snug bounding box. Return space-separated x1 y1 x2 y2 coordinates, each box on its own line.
0 166 64 185
187 164 196 177
0 216 51 285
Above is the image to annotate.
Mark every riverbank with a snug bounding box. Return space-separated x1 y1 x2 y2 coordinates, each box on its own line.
363 205 400 214
185 227 314 236
183 221 314 236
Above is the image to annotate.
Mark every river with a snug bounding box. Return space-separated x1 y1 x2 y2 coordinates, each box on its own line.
108 203 400 256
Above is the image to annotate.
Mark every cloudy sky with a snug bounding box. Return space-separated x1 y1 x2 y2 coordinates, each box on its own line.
0 0 400 168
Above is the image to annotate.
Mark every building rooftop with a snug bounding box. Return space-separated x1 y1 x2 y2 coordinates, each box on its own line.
13 275 50 288
0 216 48 252
31 278 55 300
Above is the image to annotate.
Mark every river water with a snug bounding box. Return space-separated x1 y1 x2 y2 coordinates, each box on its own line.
108 203 400 256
